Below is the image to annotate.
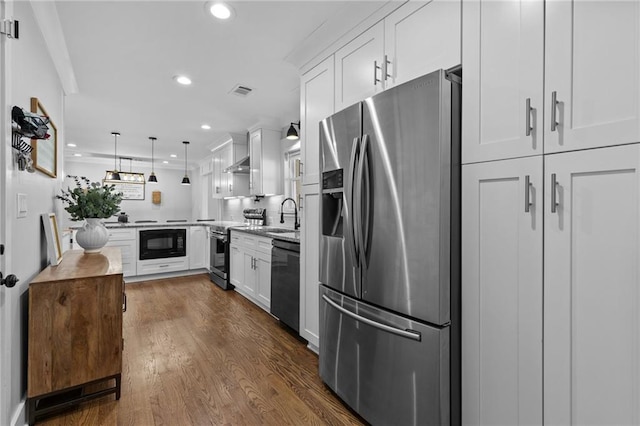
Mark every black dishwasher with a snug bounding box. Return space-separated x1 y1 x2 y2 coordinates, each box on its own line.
270 238 300 332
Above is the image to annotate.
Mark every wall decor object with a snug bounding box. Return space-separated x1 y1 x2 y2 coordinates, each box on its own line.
30 97 57 178
152 191 161 205
103 180 145 200
41 213 63 265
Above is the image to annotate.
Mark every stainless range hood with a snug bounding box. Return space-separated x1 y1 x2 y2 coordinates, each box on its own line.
223 155 250 173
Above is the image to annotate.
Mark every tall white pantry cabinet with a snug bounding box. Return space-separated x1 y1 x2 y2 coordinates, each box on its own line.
462 1 640 425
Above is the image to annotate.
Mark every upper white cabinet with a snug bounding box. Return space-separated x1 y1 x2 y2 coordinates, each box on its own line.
543 144 640 425
462 156 543 425
544 0 640 153
199 157 213 176
383 0 461 89
248 128 282 196
463 0 640 164
462 0 544 163
300 55 335 186
335 0 461 112
212 133 249 198
335 22 385 112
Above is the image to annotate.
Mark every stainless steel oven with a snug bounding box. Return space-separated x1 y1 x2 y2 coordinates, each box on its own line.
139 228 186 260
209 228 231 290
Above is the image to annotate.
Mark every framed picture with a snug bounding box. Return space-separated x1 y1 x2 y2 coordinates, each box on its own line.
41 213 63 266
30 97 58 178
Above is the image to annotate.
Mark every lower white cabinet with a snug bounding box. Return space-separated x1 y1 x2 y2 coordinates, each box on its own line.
299 187 320 350
462 156 543 425
188 226 209 270
229 230 272 311
137 257 189 275
463 144 640 424
105 228 137 277
544 144 640 425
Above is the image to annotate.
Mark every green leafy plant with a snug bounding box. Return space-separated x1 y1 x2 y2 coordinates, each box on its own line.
57 175 123 221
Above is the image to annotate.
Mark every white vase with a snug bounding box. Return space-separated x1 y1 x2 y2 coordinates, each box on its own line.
75 218 109 253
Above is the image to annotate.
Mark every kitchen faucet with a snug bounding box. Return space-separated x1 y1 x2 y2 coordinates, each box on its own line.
280 197 299 230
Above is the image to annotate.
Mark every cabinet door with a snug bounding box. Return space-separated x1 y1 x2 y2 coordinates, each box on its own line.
545 1 640 154
242 251 257 298
334 22 384 112
461 157 543 425
212 150 223 198
229 244 244 288
544 144 640 425
299 188 320 350
188 227 208 270
249 130 262 195
384 0 460 89
255 250 271 309
219 145 230 197
462 0 544 164
301 55 334 186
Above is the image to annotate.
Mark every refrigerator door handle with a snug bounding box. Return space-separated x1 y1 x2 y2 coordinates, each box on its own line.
348 136 361 264
322 294 422 341
358 134 371 267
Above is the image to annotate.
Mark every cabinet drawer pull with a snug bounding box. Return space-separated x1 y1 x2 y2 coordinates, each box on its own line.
551 91 559 132
524 175 532 212
551 173 559 213
374 60 381 86
383 54 391 81
159 264 169 268
525 98 533 136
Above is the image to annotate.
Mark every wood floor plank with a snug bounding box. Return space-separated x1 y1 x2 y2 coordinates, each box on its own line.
37 274 364 426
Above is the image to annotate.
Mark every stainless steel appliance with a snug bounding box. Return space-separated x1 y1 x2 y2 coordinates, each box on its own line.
319 68 461 425
270 238 300 332
208 209 266 289
139 228 186 260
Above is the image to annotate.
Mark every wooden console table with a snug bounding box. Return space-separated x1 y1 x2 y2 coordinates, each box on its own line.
27 247 125 424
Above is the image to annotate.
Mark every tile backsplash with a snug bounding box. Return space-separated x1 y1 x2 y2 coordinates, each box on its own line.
223 195 299 229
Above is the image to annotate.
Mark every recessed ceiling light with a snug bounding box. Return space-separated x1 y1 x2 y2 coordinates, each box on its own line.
201 124 211 130
67 143 77 147
174 75 192 85
170 154 177 158
163 160 169 164
73 153 82 157
208 2 234 20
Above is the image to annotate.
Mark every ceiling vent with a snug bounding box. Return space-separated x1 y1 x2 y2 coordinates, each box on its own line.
230 84 254 97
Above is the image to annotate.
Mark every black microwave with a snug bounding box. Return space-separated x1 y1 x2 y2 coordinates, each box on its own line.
139 228 186 260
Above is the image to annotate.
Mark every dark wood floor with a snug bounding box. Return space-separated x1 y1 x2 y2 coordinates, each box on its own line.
38 274 365 425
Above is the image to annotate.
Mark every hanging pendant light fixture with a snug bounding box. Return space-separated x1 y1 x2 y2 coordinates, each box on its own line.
105 132 121 181
148 136 158 183
181 141 191 185
286 121 300 140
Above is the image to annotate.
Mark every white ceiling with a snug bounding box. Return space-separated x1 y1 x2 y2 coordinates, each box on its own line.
55 0 391 168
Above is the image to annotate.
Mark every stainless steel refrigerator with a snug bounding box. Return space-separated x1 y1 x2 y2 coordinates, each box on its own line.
319 68 461 425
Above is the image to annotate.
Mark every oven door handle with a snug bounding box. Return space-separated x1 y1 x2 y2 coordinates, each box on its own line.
211 233 227 242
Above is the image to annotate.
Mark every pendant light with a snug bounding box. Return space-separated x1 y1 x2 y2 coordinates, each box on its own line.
148 136 158 183
105 132 121 181
181 141 191 185
286 121 300 140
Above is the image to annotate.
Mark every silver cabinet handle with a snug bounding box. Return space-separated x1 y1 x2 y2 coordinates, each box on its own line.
322 295 422 341
551 173 559 213
229 184 232 192
374 60 381 86
525 175 532 213
299 161 304 175
383 54 391 81
526 98 533 136
551 91 559 132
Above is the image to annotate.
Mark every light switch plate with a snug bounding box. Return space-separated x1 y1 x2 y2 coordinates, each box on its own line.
17 193 27 218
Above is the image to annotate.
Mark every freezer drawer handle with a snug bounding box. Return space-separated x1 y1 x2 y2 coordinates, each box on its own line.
322 294 422 341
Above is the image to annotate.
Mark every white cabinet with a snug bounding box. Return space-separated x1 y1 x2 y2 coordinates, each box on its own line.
200 156 213 175
229 230 272 311
188 226 209 270
300 55 334 186
544 144 640 425
299 188 320 351
137 257 189 275
212 133 249 198
463 0 640 164
248 128 282 196
383 0 460 89
105 228 137 277
461 157 543 425
335 0 461 112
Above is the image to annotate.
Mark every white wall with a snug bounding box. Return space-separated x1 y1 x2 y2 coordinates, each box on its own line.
63 160 195 226
3 2 66 425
